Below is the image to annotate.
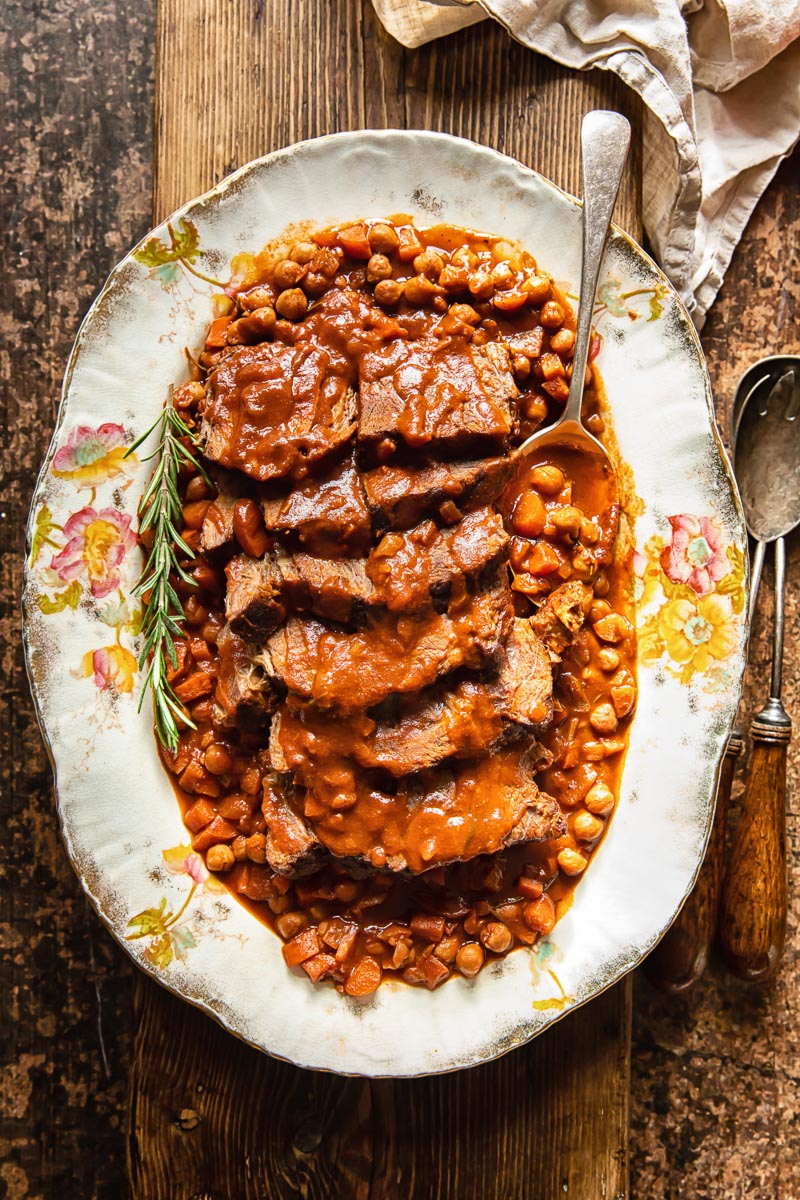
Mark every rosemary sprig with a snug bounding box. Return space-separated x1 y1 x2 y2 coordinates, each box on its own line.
126 391 210 751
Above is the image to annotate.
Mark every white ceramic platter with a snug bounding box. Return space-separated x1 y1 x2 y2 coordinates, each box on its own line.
23 130 748 1077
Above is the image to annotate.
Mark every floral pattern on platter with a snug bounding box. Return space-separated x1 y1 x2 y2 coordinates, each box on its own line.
29 422 142 701
126 845 233 970
635 513 746 691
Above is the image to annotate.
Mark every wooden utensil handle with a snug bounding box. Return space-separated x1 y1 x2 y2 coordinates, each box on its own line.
717 700 791 981
645 731 743 994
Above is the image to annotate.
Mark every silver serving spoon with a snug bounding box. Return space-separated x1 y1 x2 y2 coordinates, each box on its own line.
518 109 631 464
718 362 800 980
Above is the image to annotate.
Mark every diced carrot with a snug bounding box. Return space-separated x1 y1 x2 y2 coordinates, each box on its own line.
302 953 337 983
517 876 544 901
174 671 214 703
539 351 566 380
403 954 450 990
344 956 382 996
205 316 233 349
527 540 565 576
295 878 335 908
217 791 258 821
396 226 423 262
184 797 216 833
542 377 570 402
282 927 321 968
409 914 446 943
191 815 238 852
179 761 220 797
312 227 339 248
334 925 359 965
165 640 189 685
336 223 371 259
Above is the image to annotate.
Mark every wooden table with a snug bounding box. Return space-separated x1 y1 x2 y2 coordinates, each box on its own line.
3 2 799 1197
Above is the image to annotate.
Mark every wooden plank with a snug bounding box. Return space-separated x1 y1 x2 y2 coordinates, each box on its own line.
132 2 642 1196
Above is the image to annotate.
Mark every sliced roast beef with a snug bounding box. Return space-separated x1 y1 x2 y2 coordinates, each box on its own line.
200 469 245 552
299 742 565 874
261 449 371 557
261 773 326 877
226 506 509 637
269 618 553 779
362 454 516 532
213 624 275 729
257 566 514 711
357 336 518 462
200 340 357 483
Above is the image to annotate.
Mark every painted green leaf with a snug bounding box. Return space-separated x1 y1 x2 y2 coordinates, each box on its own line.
97 598 129 628
170 926 196 958
596 280 627 318
37 580 82 614
127 898 168 939
30 505 61 565
648 295 663 322
169 218 200 261
133 218 201 269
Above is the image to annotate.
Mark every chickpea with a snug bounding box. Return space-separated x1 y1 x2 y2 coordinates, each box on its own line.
368 222 400 255
585 413 605 436
232 835 248 862
490 260 515 290
289 240 317 264
268 894 292 915
540 300 565 327
239 285 274 311
512 353 531 383
549 327 575 354
451 245 478 269
597 646 620 672
373 278 404 306
590 599 612 623
529 464 564 495
593 613 631 643
522 894 556 934
276 911 309 940
434 934 460 964
455 941 485 978
413 249 445 278
272 258 305 290
585 781 615 817
511 491 547 538
245 832 267 863
333 878 360 903
522 274 552 304
522 394 549 424
449 302 481 325
611 673 637 718
204 743 233 776
367 253 393 282
439 264 470 293
303 272 329 297
593 572 610 598
233 306 277 343
557 848 588 876
479 921 513 954
550 505 584 540
275 288 308 320
404 274 440 306
206 844 235 873
573 811 605 842
590 701 619 735
493 289 528 313
467 266 494 300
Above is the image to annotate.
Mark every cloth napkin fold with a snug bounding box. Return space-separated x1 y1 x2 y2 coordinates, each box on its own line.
372 0 800 327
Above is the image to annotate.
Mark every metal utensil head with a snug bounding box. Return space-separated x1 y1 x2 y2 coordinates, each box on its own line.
733 364 800 542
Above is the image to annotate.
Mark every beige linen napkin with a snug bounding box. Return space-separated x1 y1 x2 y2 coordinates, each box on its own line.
373 0 800 327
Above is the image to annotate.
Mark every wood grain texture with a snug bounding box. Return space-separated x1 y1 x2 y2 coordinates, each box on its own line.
645 733 744 994
130 3 643 1198
718 718 791 981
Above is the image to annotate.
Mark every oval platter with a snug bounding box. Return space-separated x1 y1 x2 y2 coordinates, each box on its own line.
22 130 748 1077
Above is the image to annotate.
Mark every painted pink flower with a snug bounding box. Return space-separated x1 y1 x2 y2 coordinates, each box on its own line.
76 644 137 693
52 423 134 487
50 506 136 599
163 845 209 885
660 514 730 597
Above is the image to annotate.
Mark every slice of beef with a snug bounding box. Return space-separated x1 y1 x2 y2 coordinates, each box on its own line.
200 340 357 483
261 773 326 877
299 742 565 874
357 336 518 462
530 581 593 654
200 469 246 552
363 454 516 531
261 449 371 557
257 566 514 711
269 619 553 779
226 507 509 637
213 624 275 729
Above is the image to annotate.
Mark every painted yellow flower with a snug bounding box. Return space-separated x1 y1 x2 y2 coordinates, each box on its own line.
76 644 138 693
658 592 739 675
50 505 136 598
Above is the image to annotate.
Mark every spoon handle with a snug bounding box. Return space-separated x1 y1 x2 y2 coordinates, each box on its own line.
562 111 630 428
718 537 791 981
645 731 743 993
